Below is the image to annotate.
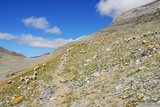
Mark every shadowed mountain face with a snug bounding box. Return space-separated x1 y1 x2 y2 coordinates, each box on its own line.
0 1 160 107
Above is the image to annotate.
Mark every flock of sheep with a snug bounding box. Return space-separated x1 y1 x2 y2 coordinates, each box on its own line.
19 63 46 84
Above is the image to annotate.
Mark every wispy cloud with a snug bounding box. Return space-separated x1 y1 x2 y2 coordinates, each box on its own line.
0 32 85 48
22 16 62 34
96 0 155 17
45 26 61 34
0 32 16 40
18 34 73 48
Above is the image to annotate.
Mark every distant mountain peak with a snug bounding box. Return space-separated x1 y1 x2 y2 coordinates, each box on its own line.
0 46 26 58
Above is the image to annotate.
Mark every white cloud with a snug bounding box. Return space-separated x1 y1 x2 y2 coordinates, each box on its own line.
18 34 74 48
45 26 61 34
22 16 49 29
22 16 62 34
0 32 86 48
96 0 155 17
0 32 16 40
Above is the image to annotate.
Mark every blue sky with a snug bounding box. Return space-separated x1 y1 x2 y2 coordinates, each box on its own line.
0 0 155 57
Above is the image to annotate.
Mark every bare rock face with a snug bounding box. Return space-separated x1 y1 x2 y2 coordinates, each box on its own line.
111 0 160 26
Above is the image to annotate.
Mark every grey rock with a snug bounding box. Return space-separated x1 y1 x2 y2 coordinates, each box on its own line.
136 102 160 107
91 72 100 77
155 34 160 38
122 95 130 99
0 102 3 106
132 84 137 91
115 84 122 92
143 95 150 101
39 84 53 99
71 102 79 107
106 48 110 51
85 59 92 63
135 60 141 65
138 66 146 71
151 95 159 102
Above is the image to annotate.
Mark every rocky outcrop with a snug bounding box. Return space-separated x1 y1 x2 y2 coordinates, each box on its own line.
111 0 160 26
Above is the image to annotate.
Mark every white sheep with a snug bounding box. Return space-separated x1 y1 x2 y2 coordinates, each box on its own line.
20 77 25 82
25 78 30 84
34 66 39 71
30 75 37 80
34 71 37 75
42 67 45 71
61 57 64 60
42 63 46 67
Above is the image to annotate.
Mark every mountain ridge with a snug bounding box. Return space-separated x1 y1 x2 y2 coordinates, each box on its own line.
0 46 26 58
111 0 160 26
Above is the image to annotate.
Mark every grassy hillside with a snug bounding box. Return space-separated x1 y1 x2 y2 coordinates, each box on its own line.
0 18 160 107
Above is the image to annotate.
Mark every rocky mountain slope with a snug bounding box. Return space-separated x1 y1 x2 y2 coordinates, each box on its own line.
0 0 160 107
111 0 160 26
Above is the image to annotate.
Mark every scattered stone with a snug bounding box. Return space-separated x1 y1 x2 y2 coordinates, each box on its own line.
138 66 146 71
141 50 148 56
147 45 154 50
10 96 25 105
122 95 131 99
115 84 122 92
136 102 160 107
106 48 110 51
0 102 3 105
138 93 145 99
131 84 137 91
112 62 117 66
151 95 159 102
71 102 79 107
99 74 106 80
39 84 53 99
60 93 67 97
142 40 150 44
143 95 150 101
155 34 160 38
136 60 141 65
85 59 92 63
91 72 100 77
68 66 74 71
